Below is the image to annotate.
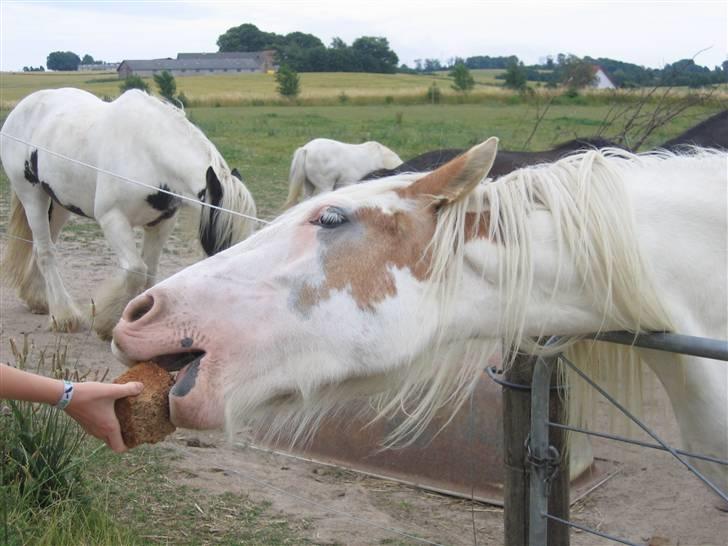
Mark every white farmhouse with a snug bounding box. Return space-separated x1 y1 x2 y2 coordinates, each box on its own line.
591 65 616 89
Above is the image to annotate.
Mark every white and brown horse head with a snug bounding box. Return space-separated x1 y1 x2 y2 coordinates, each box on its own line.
112 138 499 434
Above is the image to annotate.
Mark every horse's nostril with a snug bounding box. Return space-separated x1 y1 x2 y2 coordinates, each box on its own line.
125 294 155 323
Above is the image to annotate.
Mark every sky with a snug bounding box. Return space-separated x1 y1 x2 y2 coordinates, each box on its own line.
1 1 726 71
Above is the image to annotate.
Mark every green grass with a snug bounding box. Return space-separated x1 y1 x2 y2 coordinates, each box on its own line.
89 445 318 545
183 102 721 217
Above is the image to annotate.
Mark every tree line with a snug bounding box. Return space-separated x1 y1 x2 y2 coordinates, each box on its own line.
39 22 727 90
217 24 399 73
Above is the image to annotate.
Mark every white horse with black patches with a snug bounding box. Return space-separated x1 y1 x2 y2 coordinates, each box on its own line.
112 141 727 499
283 138 402 208
1 88 256 339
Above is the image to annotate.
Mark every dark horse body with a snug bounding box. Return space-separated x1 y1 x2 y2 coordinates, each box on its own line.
662 110 728 150
362 137 623 181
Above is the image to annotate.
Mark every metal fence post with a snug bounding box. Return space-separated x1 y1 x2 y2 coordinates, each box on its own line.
528 355 570 546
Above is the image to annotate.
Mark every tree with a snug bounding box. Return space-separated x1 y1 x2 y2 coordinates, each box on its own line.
120 75 150 93
217 23 277 52
284 31 323 49
351 36 398 73
276 65 300 99
503 61 528 91
46 51 81 71
559 55 597 90
449 63 475 93
424 58 442 72
81 54 95 65
153 70 177 101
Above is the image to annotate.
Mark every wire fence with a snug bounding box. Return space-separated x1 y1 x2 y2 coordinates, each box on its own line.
0 131 270 225
521 332 728 546
0 131 272 283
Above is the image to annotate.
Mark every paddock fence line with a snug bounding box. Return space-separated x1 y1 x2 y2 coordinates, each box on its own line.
499 331 728 546
0 131 270 225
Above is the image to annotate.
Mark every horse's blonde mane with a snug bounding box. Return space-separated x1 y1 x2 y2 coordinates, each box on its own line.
366 149 686 444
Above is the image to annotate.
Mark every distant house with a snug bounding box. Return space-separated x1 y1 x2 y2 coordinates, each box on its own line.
591 65 616 89
117 50 276 78
79 62 120 72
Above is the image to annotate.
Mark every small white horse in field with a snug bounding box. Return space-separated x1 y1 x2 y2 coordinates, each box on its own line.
1 88 256 339
112 141 727 499
283 138 402 207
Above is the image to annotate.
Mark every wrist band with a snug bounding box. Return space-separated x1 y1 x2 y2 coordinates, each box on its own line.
54 380 74 410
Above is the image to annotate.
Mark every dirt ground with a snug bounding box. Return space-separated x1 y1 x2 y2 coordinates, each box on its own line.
1 213 726 546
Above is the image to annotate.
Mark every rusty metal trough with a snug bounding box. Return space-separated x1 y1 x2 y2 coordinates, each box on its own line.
257 371 615 505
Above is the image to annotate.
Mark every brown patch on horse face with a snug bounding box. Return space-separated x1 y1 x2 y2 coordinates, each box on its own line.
294 206 436 313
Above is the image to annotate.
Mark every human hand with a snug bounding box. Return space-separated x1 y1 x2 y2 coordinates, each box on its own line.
64 381 144 452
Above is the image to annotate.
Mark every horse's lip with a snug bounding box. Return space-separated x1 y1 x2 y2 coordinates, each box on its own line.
153 351 205 373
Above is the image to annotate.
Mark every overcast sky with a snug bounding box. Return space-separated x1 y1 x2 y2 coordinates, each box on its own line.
1 1 726 71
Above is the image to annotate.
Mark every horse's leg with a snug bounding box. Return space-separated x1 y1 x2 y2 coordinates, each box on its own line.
21 197 84 332
303 178 317 199
93 211 147 340
19 204 71 314
141 215 177 290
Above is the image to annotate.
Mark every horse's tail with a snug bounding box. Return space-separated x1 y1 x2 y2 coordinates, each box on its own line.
283 147 307 209
1 192 34 288
199 168 257 256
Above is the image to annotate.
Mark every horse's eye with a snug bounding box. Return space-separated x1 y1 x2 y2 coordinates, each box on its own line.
312 207 348 228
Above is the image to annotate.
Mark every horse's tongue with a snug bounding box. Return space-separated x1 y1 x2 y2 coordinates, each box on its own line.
171 355 203 397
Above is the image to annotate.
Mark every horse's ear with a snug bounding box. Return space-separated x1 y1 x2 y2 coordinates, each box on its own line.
231 168 242 181
206 166 223 206
404 137 498 204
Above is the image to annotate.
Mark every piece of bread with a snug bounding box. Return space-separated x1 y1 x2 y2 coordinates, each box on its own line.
113 361 176 448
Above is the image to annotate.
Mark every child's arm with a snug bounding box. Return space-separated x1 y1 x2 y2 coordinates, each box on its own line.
1 363 144 452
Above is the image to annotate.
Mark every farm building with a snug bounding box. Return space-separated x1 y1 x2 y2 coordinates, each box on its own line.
591 65 616 89
79 62 120 72
117 50 276 78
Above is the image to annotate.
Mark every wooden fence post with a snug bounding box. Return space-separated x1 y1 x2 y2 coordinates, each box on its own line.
502 354 570 546
503 354 534 546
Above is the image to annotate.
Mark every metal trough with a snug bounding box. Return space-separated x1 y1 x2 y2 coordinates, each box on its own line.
257 371 616 505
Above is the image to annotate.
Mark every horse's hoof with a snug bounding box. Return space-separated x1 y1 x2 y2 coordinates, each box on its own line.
28 304 49 315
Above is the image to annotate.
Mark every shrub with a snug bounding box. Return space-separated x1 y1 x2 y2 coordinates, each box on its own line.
449 63 475 93
119 75 149 94
276 65 300 99
153 70 177 101
426 82 441 104
1 337 88 509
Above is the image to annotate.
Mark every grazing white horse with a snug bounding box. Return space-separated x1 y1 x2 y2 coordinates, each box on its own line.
283 138 402 207
1 88 256 339
112 141 727 498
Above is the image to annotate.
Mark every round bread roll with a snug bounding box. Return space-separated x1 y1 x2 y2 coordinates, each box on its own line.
113 361 176 448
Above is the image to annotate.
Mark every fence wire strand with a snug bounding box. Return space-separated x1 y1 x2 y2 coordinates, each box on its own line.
0 131 270 225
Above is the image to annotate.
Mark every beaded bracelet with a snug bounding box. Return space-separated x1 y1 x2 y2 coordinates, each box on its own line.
54 380 74 410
